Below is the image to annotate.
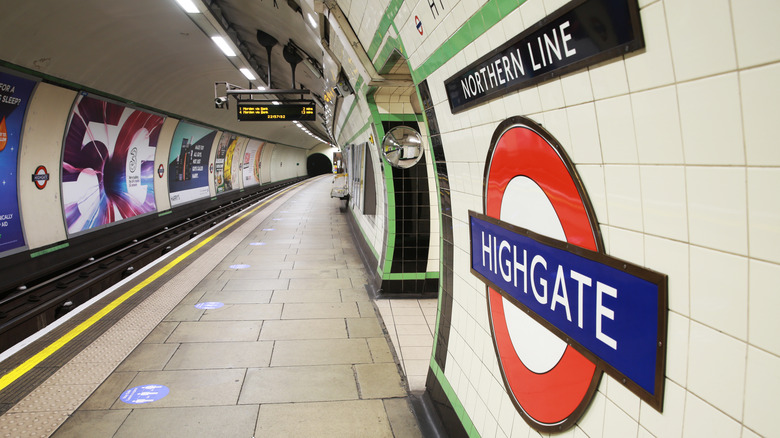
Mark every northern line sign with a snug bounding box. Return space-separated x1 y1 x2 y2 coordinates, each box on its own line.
444 0 644 113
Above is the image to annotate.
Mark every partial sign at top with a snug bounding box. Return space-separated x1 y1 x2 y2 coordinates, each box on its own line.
444 0 643 113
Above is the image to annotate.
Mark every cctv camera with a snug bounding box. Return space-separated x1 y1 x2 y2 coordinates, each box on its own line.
215 96 229 109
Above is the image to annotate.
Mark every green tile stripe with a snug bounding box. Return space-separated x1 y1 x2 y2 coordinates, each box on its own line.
342 121 372 146
383 271 439 280
349 208 379 261
410 0 524 84
366 0 406 60
375 32 406 70
365 93 397 277
29 242 69 258
429 358 479 437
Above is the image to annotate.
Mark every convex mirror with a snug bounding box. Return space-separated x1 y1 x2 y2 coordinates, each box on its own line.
381 126 423 169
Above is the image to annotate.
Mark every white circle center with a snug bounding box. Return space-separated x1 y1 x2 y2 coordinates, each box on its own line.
500 176 568 373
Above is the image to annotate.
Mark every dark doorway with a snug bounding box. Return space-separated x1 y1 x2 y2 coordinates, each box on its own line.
307 153 331 176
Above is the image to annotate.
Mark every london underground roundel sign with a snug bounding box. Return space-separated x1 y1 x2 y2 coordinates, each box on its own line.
471 117 667 432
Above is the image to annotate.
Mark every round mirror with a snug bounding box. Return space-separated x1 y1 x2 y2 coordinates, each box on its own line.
381 126 424 169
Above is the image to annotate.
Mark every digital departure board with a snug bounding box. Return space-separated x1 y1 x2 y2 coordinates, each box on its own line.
237 101 316 121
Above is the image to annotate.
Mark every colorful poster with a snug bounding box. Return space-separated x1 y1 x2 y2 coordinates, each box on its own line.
214 132 237 193
168 122 216 206
0 72 36 253
242 139 264 187
62 95 164 234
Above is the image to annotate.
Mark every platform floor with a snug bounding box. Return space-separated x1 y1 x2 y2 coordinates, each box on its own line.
0 176 431 438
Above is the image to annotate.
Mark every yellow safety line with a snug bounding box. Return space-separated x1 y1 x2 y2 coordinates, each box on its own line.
0 182 304 392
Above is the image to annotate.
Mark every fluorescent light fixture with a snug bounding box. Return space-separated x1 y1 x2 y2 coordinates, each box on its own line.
273 101 280 105
211 36 236 56
239 68 256 80
308 14 318 28
175 0 199 13
257 86 266 90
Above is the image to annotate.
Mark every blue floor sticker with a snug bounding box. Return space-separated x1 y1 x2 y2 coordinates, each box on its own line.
250 242 266 246
229 264 251 269
194 302 224 310
120 385 169 404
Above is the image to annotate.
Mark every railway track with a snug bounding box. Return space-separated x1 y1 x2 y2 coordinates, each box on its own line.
0 178 305 353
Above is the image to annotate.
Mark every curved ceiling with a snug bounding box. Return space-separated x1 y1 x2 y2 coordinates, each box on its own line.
0 0 343 150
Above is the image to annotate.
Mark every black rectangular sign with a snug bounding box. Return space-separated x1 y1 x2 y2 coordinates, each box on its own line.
444 0 643 113
237 101 316 121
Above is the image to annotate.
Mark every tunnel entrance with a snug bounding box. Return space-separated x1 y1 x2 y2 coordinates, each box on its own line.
306 153 331 176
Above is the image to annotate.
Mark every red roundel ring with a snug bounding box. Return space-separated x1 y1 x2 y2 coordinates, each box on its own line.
484 117 603 431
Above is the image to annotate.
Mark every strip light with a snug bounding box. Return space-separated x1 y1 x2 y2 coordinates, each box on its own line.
175 0 199 13
239 68 256 80
211 36 236 57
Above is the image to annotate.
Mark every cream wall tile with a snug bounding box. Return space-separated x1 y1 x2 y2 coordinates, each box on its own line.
741 63 780 166
665 0 736 81
519 0 546 27
748 168 780 264
640 165 688 241
606 227 644 266
665 312 690 387
677 73 744 165
748 260 780 356
596 95 638 164
624 2 675 92
589 59 629 100
683 393 742 437
578 391 606 438
689 246 748 340
743 347 780 438
540 109 570 153
561 70 593 107
518 87 542 114
566 103 603 164
640 380 685 438
576 164 608 223
687 321 746 419
605 376 640 420
604 165 643 231
644 236 689 316
731 0 780 68
631 86 684 165
603 399 639 438
538 79 565 111
501 7 524 43
686 167 748 255
543 0 569 13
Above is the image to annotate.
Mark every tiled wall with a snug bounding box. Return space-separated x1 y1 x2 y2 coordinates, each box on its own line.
334 0 778 435
385 0 779 437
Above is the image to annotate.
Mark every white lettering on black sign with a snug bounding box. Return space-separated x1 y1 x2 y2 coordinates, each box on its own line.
445 0 643 113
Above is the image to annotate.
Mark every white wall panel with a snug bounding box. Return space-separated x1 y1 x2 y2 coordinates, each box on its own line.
18 83 76 249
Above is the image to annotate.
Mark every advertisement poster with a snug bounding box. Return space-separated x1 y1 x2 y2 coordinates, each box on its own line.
242 139 264 187
62 95 164 234
0 72 36 254
168 122 216 206
214 132 237 193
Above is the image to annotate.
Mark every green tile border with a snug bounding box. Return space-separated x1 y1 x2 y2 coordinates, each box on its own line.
383 272 439 280
430 357 479 437
29 242 69 259
411 0 525 84
366 0 406 60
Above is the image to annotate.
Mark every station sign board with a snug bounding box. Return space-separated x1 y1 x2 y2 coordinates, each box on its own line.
237 101 316 121
475 116 666 432
444 0 644 113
